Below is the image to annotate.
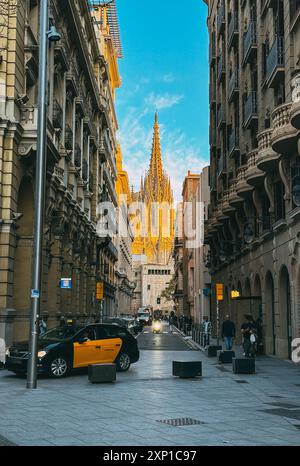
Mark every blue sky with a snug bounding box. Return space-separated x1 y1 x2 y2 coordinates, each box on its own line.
115 0 209 201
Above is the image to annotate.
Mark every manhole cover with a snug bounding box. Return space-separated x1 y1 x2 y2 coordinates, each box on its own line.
235 380 248 384
156 418 206 427
0 435 17 446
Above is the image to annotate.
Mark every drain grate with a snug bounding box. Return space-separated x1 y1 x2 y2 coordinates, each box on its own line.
156 418 206 427
235 380 248 384
0 435 17 446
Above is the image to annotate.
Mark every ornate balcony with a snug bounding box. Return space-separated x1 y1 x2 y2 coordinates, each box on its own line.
222 190 235 214
228 71 239 103
243 21 257 66
228 128 239 157
52 99 63 130
217 55 226 83
290 73 300 130
271 102 299 155
228 179 242 207
245 149 265 186
244 91 258 129
265 36 284 88
236 165 252 198
228 12 239 49
256 129 280 173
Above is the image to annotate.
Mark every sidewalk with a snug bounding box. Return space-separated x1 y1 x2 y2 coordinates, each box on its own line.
0 345 300 446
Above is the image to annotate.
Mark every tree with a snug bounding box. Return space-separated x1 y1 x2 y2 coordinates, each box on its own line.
161 275 176 302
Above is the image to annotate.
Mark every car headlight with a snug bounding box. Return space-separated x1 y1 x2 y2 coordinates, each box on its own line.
37 351 47 358
5 348 10 357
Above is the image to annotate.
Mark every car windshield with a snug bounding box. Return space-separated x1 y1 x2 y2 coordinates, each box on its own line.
138 313 149 318
39 325 84 342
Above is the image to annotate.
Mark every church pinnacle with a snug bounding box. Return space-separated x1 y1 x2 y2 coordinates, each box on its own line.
149 112 164 202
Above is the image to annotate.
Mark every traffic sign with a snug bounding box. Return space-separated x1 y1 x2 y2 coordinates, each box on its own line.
96 282 104 300
60 278 72 289
216 283 224 301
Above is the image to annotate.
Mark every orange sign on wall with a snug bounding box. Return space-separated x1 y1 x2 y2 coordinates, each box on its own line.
96 282 104 300
216 283 224 301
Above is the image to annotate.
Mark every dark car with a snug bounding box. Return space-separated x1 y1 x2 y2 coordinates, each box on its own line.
5 323 139 378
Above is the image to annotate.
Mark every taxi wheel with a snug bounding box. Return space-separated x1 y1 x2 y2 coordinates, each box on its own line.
116 352 131 372
47 356 70 378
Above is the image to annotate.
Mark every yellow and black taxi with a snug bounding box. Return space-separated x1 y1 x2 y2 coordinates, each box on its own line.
5 323 139 378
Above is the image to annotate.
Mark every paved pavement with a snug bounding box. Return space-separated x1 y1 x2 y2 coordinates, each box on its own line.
0 324 300 446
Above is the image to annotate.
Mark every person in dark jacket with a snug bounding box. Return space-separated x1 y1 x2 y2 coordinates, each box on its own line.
221 315 236 350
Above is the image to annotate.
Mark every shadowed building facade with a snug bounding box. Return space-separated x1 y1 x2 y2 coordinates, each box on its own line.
0 0 123 343
203 0 300 358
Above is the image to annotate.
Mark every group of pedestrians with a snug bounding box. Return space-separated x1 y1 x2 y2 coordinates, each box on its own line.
221 314 258 357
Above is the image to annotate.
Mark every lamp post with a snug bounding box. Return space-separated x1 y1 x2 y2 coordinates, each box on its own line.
26 1 61 389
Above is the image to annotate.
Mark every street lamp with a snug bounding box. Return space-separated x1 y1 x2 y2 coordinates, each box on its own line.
26 1 60 389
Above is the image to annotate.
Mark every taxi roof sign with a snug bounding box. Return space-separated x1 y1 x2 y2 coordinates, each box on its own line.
231 290 240 299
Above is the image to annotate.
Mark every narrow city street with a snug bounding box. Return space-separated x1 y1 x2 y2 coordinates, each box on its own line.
0 326 300 447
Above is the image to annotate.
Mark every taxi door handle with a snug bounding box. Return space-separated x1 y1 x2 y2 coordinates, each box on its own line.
96 346 101 349
115 344 121 347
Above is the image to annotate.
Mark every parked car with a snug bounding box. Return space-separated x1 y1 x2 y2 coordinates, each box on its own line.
137 311 152 326
121 317 143 336
5 323 139 378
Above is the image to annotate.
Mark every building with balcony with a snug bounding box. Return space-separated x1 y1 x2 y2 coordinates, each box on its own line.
203 0 300 359
0 0 123 343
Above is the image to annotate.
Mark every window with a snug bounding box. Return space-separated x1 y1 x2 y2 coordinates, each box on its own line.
100 326 127 339
76 327 97 341
274 181 285 221
148 284 151 290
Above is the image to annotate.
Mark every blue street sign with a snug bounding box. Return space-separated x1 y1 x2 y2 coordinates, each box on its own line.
60 278 72 289
31 289 40 299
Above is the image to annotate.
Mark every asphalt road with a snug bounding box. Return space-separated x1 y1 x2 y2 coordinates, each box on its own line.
137 321 192 351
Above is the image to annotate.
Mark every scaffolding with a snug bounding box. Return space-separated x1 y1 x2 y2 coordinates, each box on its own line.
89 0 123 58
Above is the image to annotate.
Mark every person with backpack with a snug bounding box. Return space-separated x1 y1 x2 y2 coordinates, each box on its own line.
221 315 236 350
241 315 257 358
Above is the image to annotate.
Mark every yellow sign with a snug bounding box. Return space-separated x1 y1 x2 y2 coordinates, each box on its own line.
216 283 224 301
96 282 104 300
231 290 240 299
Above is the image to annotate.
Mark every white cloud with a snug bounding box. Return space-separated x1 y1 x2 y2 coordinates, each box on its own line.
144 92 183 111
162 73 175 83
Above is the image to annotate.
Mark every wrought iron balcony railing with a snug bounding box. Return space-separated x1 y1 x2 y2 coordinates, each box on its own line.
217 155 226 177
228 70 239 102
243 21 257 64
52 99 63 130
229 128 239 156
209 33 216 63
74 143 81 168
244 91 258 127
217 55 226 82
265 36 284 86
217 105 226 128
217 3 225 35
65 124 73 150
228 12 239 47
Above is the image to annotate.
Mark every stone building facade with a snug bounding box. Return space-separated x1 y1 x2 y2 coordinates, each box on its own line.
204 0 300 358
0 0 122 343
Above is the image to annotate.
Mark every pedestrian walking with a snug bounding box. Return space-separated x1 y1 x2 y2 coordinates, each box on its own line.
202 316 211 348
0 337 5 369
221 315 236 350
39 318 47 336
241 315 257 357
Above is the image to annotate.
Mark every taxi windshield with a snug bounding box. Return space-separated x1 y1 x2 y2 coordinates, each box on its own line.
39 325 84 342
138 313 150 318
